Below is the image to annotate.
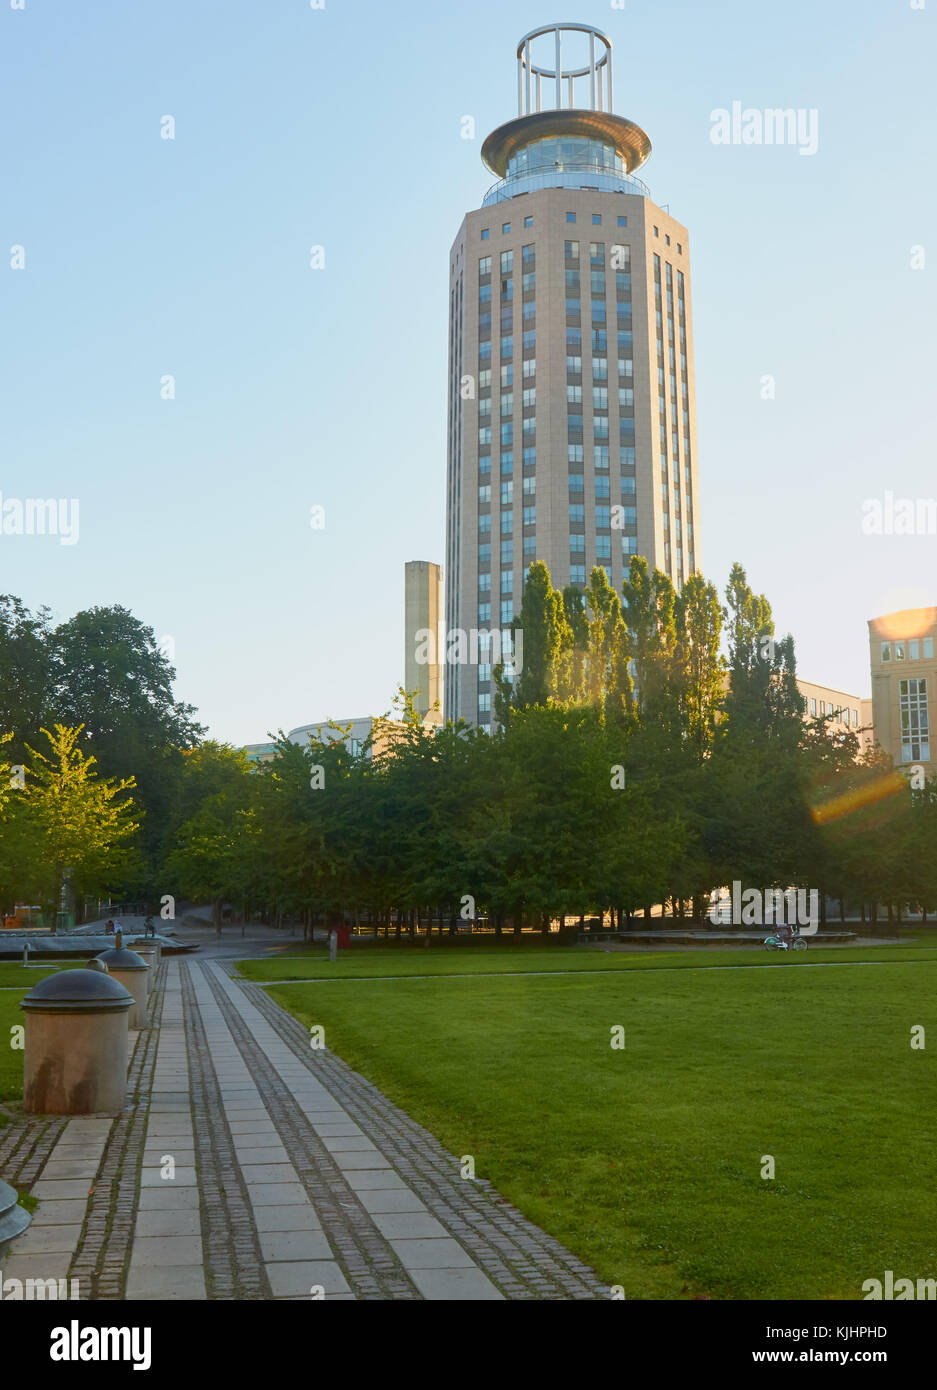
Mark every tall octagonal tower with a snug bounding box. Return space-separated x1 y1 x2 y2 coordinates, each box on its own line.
445 22 701 726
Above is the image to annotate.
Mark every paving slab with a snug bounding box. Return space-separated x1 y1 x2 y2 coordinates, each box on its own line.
4 1223 83 1255
247 1182 309 1206
239 1163 298 1184
130 1235 204 1267
30 1199 89 1226
234 1147 290 1165
259 1230 334 1262
0 1254 77 1284
29 1179 93 1201
137 1186 201 1211
390 1237 476 1269
139 1166 198 1187
344 1169 410 1192
409 1267 505 1300
265 1261 351 1297
372 1212 451 1240
125 1266 207 1300
134 1209 202 1238
252 1205 323 1233
329 1150 391 1171
319 1135 381 1152
355 1188 431 1215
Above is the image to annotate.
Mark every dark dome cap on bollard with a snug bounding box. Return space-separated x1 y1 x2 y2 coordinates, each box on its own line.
21 969 134 1015
95 946 148 972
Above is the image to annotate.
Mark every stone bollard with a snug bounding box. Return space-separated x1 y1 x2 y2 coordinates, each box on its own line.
0 1176 30 1254
20 970 134 1115
133 942 159 989
95 946 149 1029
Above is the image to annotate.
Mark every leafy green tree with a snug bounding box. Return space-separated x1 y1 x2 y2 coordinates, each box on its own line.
583 566 632 725
17 725 140 926
509 562 575 711
673 573 725 759
50 605 204 880
162 743 255 931
0 596 54 762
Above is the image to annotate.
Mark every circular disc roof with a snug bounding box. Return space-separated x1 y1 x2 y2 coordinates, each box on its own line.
96 946 148 971
21 968 134 1012
481 110 651 178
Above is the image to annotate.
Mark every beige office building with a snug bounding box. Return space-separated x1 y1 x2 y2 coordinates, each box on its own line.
445 23 701 725
796 678 873 753
404 560 443 723
868 607 936 772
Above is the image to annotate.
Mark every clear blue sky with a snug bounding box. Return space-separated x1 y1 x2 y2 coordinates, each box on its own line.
1 0 934 741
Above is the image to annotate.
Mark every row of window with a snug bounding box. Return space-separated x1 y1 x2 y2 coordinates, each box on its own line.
479 479 538 502
478 328 635 366
481 213 632 240
478 508 538 532
807 698 860 726
479 444 638 476
478 538 537 565
881 638 935 663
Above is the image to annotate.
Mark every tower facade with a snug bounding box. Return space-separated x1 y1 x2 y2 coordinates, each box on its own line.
445 23 701 725
405 560 444 723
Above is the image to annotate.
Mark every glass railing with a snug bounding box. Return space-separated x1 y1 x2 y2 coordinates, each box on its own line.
483 164 651 206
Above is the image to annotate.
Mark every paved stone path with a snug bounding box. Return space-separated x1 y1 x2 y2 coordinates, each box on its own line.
0 954 607 1301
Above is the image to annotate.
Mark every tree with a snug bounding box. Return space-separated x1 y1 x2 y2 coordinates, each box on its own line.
0 596 54 763
673 573 725 759
17 725 140 926
49 605 205 884
703 565 811 895
508 562 576 712
162 743 255 932
583 566 632 725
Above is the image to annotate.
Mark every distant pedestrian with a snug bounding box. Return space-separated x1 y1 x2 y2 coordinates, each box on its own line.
105 919 115 934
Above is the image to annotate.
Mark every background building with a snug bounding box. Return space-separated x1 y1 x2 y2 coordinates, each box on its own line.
243 742 277 764
404 560 443 724
445 22 701 725
286 717 400 761
868 607 935 772
796 678 873 754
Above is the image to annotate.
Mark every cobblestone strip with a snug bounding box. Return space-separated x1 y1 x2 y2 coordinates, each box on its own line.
222 964 607 1300
0 1115 68 1189
195 961 421 1300
1 1116 113 1293
67 960 168 1298
177 963 271 1300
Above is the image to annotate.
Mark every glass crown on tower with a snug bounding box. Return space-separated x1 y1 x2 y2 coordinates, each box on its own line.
481 22 652 206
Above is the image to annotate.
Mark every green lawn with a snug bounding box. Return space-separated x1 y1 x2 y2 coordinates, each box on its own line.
266 951 937 1299
237 941 937 983
0 962 82 989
